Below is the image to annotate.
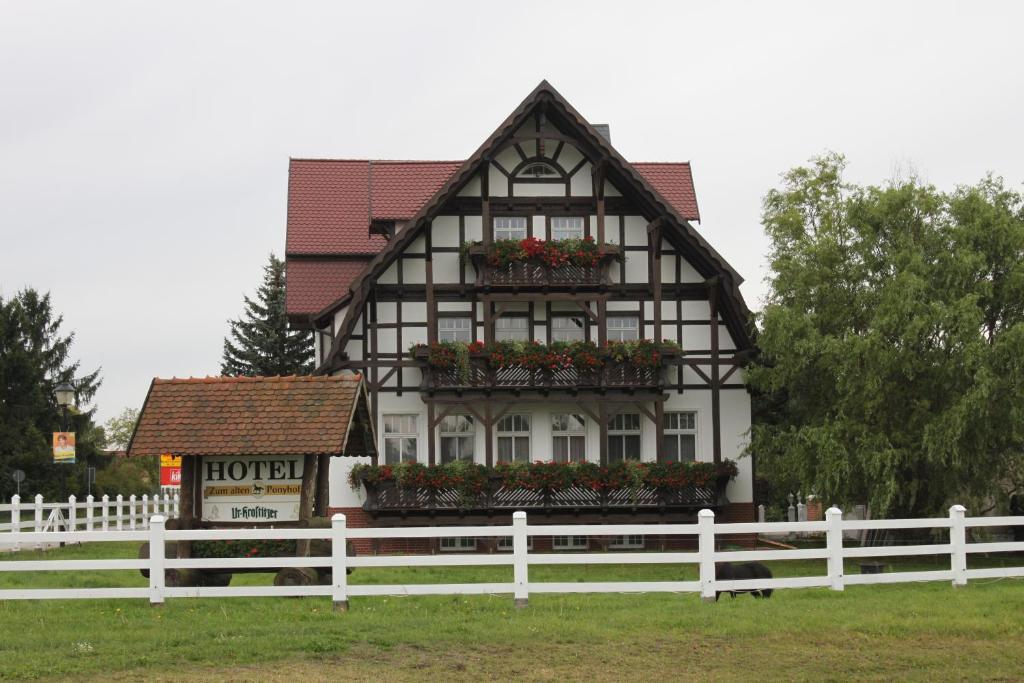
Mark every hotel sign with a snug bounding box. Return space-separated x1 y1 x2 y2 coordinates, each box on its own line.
200 455 303 523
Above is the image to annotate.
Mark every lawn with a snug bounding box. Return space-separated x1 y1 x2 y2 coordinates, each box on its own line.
0 542 1022 681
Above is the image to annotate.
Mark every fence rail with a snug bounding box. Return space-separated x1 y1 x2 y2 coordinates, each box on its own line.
0 505 1021 607
1 493 180 550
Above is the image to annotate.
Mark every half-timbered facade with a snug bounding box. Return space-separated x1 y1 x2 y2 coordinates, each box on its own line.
286 81 756 539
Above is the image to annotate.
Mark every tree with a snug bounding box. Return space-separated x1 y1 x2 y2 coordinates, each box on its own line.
221 253 313 376
103 407 139 451
749 153 1024 517
0 289 103 499
95 406 157 497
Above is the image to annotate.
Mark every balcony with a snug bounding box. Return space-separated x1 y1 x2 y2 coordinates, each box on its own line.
466 242 620 290
354 466 733 519
412 343 677 394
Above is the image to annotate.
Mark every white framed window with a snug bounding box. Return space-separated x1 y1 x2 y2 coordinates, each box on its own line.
382 414 418 465
552 414 586 464
607 315 640 342
497 535 534 551
440 415 475 464
608 413 641 463
495 316 529 342
440 537 477 552
610 535 645 549
551 314 585 342
551 216 585 240
497 414 531 463
663 411 697 463
493 216 528 240
553 535 588 550
438 316 473 343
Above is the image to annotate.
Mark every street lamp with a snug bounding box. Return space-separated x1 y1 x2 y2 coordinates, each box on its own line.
54 381 75 408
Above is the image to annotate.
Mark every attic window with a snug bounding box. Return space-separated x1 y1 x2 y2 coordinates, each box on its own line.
518 162 559 178
369 219 396 240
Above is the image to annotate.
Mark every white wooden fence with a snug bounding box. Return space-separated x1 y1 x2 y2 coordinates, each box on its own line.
1 493 179 551
0 506 1021 607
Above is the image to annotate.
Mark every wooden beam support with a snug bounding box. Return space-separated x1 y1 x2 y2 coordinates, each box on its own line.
315 454 330 517
177 455 197 558
427 401 437 466
484 403 494 467
480 163 491 247
425 224 437 345
648 219 664 343
598 402 609 466
654 400 666 464
593 159 606 244
709 283 722 464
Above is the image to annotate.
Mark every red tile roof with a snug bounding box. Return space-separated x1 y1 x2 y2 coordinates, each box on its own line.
286 258 370 316
287 159 461 255
632 162 700 223
127 375 373 457
285 158 700 318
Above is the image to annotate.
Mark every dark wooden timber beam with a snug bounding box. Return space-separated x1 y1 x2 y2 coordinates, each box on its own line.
480 163 491 247
709 280 722 464
427 401 437 466
648 218 665 343
593 159 607 244
425 224 437 345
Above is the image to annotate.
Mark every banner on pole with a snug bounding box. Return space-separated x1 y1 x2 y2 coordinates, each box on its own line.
53 432 76 464
160 453 182 487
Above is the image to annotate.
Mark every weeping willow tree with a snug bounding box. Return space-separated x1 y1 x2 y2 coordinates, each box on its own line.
750 153 1024 517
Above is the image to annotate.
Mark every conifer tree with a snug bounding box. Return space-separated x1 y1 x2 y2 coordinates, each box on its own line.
221 253 313 377
0 289 102 498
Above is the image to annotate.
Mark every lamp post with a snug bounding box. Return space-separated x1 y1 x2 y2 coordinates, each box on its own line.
54 381 76 497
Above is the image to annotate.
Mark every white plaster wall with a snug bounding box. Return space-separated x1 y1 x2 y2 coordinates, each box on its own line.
433 253 461 283
514 182 565 197
402 257 425 284
569 162 593 196
431 216 460 247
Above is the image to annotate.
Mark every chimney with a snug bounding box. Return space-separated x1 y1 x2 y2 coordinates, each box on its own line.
592 124 611 144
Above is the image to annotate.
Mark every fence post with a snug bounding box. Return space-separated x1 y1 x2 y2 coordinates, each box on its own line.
950 504 968 587
698 508 717 602
148 514 166 606
34 494 43 550
116 495 124 531
86 494 95 532
129 495 137 530
331 513 348 612
101 495 110 531
141 494 150 529
67 495 77 534
826 506 844 591
174 493 180 517
10 495 20 552
513 511 529 608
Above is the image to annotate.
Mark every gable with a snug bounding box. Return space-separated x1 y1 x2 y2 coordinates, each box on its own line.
316 81 753 368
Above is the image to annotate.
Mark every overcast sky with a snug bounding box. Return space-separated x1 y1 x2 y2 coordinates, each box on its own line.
1 1 1022 425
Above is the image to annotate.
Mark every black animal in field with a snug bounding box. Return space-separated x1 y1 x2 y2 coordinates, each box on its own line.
715 562 773 601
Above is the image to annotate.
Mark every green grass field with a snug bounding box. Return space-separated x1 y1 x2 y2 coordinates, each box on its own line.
1 542 1023 681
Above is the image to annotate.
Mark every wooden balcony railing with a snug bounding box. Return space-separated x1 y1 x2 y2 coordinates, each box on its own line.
467 244 620 289
359 473 730 516
414 348 675 392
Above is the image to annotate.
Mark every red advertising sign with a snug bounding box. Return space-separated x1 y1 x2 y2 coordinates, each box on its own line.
160 454 182 488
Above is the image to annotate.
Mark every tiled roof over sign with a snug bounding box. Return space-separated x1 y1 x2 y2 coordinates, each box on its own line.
126 375 373 457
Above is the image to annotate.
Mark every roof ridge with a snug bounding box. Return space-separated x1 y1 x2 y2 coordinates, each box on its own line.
153 375 361 385
291 158 463 164
632 161 693 166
